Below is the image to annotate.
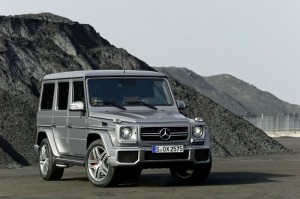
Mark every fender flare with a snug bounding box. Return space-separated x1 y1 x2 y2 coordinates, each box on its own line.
37 128 60 157
88 130 115 157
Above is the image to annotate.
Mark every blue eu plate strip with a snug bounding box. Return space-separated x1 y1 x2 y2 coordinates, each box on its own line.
152 146 156 153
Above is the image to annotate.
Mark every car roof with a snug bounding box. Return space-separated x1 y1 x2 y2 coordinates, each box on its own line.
43 70 167 80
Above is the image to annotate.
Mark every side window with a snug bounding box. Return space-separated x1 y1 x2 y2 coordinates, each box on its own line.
41 83 55 110
57 82 69 110
73 81 85 104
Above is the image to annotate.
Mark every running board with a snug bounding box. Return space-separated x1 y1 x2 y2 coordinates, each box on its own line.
53 156 85 167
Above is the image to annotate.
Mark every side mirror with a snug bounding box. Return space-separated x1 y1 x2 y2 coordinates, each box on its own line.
176 100 186 110
69 101 85 111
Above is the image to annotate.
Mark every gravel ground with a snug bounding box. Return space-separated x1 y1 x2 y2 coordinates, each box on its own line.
0 137 299 199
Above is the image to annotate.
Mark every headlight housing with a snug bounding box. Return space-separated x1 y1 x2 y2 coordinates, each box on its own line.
119 126 137 144
193 126 204 138
121 127 132 139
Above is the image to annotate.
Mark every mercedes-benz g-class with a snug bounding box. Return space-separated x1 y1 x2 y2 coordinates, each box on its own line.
34 70 211 187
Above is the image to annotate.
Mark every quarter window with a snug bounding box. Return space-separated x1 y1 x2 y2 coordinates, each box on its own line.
41 83 55 110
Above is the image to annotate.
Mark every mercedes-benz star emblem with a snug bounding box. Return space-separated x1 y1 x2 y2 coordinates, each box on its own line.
159 128 171 140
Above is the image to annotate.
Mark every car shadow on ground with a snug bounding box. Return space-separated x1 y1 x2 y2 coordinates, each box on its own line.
61 177 89 182
59 171 292 187
134 171 292 187
205 172 292 186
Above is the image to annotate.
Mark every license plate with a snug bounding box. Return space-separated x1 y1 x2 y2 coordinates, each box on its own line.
152 145 184 153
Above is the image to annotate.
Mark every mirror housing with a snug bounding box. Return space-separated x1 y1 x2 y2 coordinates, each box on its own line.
69 101 85 111
176 100 186 110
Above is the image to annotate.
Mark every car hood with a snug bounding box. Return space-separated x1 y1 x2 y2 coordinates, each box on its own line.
89 110 190 124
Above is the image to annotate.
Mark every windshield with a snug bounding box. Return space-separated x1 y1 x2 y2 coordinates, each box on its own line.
88 78 173 108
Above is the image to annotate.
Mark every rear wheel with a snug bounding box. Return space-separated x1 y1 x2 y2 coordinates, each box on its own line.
85 139 117 187
170 157 212 184
39 138 64 180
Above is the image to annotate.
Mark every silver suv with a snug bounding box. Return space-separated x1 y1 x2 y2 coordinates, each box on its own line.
34 70 211 187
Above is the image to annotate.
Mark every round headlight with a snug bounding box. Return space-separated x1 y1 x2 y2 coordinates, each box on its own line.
121 127 132 139
193 126 204 138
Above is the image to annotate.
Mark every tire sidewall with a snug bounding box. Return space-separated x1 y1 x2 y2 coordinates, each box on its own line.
39 138 55 180
85 140 116 187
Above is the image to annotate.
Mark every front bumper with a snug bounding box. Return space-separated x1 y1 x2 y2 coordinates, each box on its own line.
107 145 211 168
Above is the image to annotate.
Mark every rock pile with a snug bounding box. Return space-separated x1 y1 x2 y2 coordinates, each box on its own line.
0 14 288 168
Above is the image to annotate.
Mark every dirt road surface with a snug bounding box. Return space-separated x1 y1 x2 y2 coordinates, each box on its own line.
0 137 299 199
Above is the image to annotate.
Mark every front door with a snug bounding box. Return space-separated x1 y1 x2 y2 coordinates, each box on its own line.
68 80 87 156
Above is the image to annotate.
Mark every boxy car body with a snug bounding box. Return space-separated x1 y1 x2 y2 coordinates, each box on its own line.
34 70 211 186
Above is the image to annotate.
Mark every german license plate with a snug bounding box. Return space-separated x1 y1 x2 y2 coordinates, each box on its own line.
152 145 184 153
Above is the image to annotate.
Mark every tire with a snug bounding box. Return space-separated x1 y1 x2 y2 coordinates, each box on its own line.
85 139 117 187
170 156 212 185
39 138 64 181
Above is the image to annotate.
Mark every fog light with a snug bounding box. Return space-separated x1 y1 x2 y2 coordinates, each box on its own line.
118 151 138 163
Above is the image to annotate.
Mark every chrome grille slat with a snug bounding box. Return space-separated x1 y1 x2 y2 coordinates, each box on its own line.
171 134 188 137
171 132 188 135
142 134 159 137
141 127 188 141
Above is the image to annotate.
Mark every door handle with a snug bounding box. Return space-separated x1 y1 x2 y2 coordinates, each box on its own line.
52 123 57 128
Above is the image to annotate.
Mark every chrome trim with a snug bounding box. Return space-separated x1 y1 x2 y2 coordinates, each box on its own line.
90 116 135 124
159 128 171 140
36 124 52 128
89 126 115 131
68 125 87 129
89 116 114 122
140 126 189 141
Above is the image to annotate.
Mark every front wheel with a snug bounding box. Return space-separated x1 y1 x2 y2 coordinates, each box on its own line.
85 140 117 187
170 157 212 185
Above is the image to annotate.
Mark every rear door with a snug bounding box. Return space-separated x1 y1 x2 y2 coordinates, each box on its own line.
52 80 70 155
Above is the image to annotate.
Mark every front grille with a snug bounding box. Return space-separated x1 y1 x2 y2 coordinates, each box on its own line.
144 151 189 160
141 127 188 141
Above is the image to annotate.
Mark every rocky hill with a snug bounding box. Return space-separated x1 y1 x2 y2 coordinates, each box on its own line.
0 13 288 168
0 13 152 97
155 67 250 114
204 74 300 114
156 67 300 115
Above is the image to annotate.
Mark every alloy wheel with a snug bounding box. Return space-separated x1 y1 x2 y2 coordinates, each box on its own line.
87 146 109 182
39 144 50 176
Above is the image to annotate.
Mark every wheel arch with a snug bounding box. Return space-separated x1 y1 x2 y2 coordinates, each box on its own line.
86 133 101 149
36 129 60 157
37 131 47 146
87 130 114 157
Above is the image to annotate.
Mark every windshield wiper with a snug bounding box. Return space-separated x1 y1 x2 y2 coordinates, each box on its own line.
100 101 126 110
124 100 157 110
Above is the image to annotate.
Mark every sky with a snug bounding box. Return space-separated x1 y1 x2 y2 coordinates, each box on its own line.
1 0 300 105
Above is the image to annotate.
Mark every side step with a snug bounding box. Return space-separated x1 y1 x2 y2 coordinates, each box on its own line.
53 156 85 167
